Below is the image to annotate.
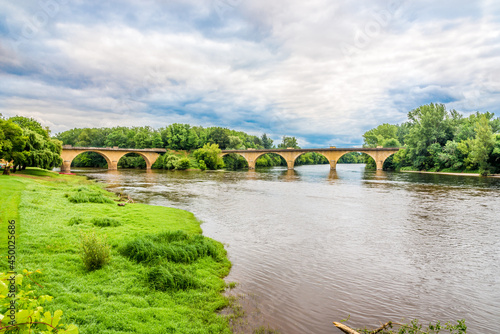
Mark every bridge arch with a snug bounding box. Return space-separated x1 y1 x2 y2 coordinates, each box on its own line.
292 151 329 167
117 152 154 169
61 150 113 172
60 147 163 173
219 147 401 170
220 152 249 170
336 151 376 166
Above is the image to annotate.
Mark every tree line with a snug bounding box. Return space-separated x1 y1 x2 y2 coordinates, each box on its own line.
53 124 329 170
3 103 498 174
362 103 500 175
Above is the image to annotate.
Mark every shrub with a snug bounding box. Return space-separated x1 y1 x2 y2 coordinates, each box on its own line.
91 217 121 227
147 264 199 291
81 230 111 271
193 143 223 170
198 160 207 171
175 157 191 170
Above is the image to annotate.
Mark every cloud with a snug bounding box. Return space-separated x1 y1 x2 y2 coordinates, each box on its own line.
1 0 499 147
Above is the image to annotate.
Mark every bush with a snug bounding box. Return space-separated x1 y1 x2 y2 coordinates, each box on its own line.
193 143 223 170
198 160 207 171
175 157 191 170
147 264 199 291
81 230 111 271
91 217 121 227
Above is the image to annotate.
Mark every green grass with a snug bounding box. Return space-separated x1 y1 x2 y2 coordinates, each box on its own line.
1 168 232 333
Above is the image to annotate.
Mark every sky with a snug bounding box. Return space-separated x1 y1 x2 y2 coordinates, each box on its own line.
1 0 500 147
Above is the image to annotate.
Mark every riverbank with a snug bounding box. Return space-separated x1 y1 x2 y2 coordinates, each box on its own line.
1 168 233 333
401 169 500 178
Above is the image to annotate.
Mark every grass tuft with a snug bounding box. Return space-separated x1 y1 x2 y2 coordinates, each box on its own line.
68 217 85 226
80 230 111 271
69 191 114 204
147 264 199 291
91 217 122 227
120 230 221 264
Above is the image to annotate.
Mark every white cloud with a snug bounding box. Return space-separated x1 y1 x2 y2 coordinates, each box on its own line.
1 0 499 145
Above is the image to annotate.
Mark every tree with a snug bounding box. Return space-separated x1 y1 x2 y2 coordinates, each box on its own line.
404 103 456 170
362 123 399 148
261 134 274 149
0 119 26 175
227 136 244 150
207 127 230 149
8 116 63 172
469 114 495 175
193 144 223 170
278 136 299 149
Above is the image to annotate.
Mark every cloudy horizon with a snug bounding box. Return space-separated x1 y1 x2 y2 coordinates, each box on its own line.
1 0 500 147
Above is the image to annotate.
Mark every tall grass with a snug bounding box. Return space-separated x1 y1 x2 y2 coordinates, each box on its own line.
147 264 199 291
120 230 221 263
80 230 111 271
67 186 114 204
91 217 122 227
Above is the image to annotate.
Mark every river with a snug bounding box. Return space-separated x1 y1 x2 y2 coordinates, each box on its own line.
75 164 500 333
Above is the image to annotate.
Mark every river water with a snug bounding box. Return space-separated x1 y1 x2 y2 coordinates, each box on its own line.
76 164 500 333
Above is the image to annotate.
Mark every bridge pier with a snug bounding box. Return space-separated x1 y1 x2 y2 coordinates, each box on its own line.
329 160 337 170
61 160 72 173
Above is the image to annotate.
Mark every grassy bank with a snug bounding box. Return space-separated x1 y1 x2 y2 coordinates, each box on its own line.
1 168 232 333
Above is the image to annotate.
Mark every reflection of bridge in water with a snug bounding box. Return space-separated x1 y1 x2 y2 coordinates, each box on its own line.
60 146 166 173
221 147 402 170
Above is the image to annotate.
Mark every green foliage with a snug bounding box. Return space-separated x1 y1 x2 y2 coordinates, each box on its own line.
338 152 366 164
363 123 400 148
198 160 207 171
0 119 26 174
405 103 457 170
175 157 191 170
469 114 495 175
147 264 199 291
91 217 122 227
80 230 111 271
0 270 78 333
120 230 221 264
193 143 223 170
364 103 499 173
223 153 249 170
3 116 63 172
277 136 299 149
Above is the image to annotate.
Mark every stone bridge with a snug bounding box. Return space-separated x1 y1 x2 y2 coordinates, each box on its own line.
221 147 402 170
60 146 166 173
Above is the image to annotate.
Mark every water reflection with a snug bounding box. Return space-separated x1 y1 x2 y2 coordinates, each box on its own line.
77 164 500 334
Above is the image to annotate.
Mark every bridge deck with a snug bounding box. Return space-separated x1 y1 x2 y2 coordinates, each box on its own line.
221 147 401 153
62 146 166 153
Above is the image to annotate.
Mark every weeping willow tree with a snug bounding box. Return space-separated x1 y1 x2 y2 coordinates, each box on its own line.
6 116 63 172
